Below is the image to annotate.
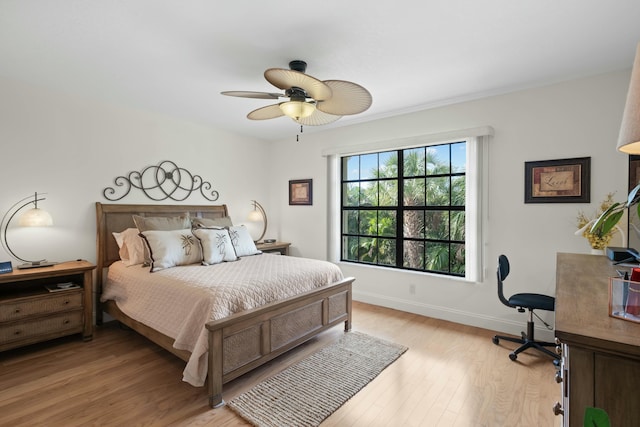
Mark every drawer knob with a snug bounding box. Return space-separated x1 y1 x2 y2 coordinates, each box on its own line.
63 319 70 324
14 330 21 336
552 402 564 416
555 371 563 383
14 308 20 314
64 300 70 305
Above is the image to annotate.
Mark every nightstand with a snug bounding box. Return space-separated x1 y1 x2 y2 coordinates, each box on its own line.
256 241 291 255
0 260 96 352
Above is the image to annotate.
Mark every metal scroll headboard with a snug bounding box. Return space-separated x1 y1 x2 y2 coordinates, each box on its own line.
102 160 220 202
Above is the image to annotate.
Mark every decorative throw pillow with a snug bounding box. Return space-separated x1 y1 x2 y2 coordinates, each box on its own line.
112 228 146 266
139 229 202 272
192 227 238 265
133 213 191 231
133 213 191 265
228 225 261 257
192 216 233 228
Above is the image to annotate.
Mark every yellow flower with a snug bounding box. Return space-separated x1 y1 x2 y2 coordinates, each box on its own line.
576 193 615 249
582 232 613 250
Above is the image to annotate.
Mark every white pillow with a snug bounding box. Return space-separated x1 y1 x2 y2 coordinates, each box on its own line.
133 213 192 266
112 228 146 266
192 227 238 265
228 225 261 257
140 229 203 272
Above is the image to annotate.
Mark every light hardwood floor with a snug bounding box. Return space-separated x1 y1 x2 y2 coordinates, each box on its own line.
0 302 560 426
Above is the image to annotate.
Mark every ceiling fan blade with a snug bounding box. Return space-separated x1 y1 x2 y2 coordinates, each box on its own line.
247 104 284 120
264 68 332 101
295 108 342 126
316 80 372 115
221 91 282 99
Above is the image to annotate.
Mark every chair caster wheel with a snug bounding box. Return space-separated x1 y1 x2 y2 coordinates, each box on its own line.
509 352 517 361
492 336 499 345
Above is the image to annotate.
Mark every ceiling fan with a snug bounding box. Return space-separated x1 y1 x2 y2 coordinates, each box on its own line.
221 60 372 126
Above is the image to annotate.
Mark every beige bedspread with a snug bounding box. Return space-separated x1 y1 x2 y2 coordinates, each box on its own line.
101 253 344 386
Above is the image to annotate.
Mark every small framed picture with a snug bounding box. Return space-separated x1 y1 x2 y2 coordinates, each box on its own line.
524 157 590 203
289 179 313 205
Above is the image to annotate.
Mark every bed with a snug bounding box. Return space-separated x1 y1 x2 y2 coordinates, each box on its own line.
95 202 353 407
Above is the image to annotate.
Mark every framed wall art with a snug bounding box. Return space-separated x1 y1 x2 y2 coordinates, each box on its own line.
524 157 590 203
289 179 313 205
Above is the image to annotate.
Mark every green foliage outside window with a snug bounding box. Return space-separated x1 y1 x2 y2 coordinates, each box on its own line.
341 142 466 276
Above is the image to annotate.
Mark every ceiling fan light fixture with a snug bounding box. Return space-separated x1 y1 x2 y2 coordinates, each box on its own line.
279 100 315 120
224 60 371 128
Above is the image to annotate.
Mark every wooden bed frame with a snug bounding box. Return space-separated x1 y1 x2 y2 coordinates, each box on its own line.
95 202 353 407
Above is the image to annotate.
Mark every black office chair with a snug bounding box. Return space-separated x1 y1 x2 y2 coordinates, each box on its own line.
492 254 560 361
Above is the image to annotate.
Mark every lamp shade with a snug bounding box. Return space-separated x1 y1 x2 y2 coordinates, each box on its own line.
247 200 267 243
247 209 263 222
279 101 315 120
617 43 640 154
19 208 53 227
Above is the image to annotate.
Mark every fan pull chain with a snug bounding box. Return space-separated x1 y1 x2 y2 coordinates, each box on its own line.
296 125 304 142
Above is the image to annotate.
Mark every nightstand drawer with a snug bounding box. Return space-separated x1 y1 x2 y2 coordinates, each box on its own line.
0 291 83 322
0 310 83 345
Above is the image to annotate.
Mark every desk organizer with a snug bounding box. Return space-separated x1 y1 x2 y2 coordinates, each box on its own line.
609 277 640 323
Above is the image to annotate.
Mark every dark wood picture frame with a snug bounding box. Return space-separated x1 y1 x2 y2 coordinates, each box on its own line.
524 157 590 203
289 179 313 205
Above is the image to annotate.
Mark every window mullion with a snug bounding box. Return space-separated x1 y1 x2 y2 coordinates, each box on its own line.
396 149 404 268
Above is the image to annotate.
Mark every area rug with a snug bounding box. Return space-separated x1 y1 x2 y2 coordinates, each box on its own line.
227 331 408 427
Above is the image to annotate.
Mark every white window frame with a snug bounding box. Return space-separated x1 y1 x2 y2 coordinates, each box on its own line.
323 126 492 282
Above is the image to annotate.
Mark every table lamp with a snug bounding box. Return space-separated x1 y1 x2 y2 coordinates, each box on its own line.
1 192 56 269
617 43 640 154
247 200 267 243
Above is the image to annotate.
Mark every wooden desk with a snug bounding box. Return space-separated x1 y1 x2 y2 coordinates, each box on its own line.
555 253 640 427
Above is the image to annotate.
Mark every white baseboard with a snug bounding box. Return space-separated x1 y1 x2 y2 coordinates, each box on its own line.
353 290 556 342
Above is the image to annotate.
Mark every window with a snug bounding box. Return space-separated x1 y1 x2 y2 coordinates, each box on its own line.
325 127 491 282
340 141 467 276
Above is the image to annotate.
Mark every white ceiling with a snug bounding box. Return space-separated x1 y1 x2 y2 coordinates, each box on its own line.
1 1 639 141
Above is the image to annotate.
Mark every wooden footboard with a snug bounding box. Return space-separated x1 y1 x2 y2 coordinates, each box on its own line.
206 277 353 407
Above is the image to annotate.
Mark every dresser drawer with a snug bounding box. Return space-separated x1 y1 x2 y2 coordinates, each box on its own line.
0 290 83 322
0 310 83 345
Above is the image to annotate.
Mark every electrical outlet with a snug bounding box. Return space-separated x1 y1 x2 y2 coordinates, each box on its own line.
409 284 416 295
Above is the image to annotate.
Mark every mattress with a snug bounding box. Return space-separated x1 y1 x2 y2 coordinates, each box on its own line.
101 253 344 386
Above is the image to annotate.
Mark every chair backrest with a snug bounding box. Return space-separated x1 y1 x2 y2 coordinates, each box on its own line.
497 254 512 307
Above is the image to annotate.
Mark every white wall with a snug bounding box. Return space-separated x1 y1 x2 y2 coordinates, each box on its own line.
268 70 632 340
0 77 270 265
